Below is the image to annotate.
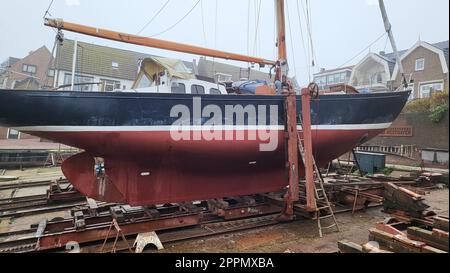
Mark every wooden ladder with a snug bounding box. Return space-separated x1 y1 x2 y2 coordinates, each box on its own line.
297 130 340 238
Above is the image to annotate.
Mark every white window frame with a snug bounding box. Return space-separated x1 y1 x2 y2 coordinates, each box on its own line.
22 64 37 75
63 73 94 92
7 128 20 140
415 58 425 71
101 79 121 92
419 80 444 99
48 69 55 77
112 61 119 69
407 83 415 101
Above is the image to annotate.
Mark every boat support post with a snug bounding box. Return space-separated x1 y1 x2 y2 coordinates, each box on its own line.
281 85 299 220
301 85 317 212
281 84 317 220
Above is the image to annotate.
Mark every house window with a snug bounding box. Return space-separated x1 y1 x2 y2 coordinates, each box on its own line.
376 73 383 84
210 88 221 94
171 83 186 94
7 129 20 140
22 64 37 75
101 79 121 92
415 58 425 71
48 69 55 77
339 73 347 83
112 62 119 69
191 85 205 95
63 74 94 91
327 75 335 85
419 82 444 98
315 76 326 87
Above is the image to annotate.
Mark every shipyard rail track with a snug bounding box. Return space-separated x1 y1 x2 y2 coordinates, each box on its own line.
0 174 393 253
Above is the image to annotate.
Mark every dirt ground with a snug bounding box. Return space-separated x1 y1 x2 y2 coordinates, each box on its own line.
159 189 449 253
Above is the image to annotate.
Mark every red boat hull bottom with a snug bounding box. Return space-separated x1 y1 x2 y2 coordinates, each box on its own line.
31 129 384 205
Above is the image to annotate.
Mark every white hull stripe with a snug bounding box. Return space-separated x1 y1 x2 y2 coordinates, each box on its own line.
13 123 392 132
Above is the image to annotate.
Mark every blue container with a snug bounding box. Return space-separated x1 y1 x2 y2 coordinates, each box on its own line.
354 152 386 173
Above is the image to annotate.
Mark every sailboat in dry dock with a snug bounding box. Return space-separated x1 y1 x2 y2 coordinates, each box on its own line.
0 0 410 206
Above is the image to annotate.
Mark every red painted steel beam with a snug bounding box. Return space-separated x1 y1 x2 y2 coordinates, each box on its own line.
282 89 299 219
37 214 200 251
301 88 316 212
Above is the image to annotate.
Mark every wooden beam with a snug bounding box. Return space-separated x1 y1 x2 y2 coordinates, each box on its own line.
369 228 447 253
44 18 276 67
337 240 363 253
407 227 449 252
433 216 449 232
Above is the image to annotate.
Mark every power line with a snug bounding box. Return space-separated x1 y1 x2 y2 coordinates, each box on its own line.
338 32 387 68
149 0 201 38
137 0 171 35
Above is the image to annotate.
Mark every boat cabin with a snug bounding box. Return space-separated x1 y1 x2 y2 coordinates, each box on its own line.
130 57 227 94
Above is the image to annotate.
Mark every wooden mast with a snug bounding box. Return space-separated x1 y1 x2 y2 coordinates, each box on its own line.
44 18 276 67
275 0 289 82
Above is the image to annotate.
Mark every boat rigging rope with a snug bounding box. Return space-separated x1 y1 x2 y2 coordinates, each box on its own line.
42 36 58 89
306 0 316 66
149 0 201 38
200 0 207 47
43 0 54 19
212 0 219 74
137 0 171 35
285 0 297 77
252 0 262 57
302 0 316 76
247 0 251 59
295 0 309 81
338 32 387 68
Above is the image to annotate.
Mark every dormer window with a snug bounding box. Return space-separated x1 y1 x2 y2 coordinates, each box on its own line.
415 58 425 71
112 61 119 69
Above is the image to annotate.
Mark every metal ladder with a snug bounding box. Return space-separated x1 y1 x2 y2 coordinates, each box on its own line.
297 130 340 238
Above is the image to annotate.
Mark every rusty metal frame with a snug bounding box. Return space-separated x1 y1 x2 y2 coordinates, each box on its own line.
36 213 201 251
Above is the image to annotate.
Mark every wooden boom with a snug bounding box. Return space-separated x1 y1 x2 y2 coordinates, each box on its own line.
44 18 276 67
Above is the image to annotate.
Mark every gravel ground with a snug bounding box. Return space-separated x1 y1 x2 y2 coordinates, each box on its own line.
160 189 449 253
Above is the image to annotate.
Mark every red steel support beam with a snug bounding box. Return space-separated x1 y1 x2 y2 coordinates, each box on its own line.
281 87 299 220
301 88 316 211
37 214 200 251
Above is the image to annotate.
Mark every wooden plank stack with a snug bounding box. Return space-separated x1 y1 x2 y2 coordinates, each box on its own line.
338 215 449 253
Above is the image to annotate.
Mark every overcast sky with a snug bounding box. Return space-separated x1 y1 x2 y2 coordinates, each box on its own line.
0 0 448 85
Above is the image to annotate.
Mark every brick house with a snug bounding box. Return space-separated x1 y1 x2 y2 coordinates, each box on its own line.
348 40 449 97
390 40 449 99
0 46 55 90
0 46 55 141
